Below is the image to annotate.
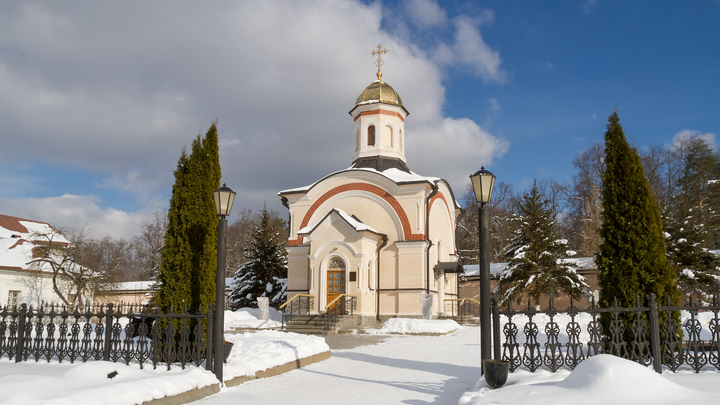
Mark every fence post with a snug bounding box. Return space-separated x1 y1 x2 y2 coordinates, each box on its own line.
15 304 27 363
492 295 501 360
206 303 214 371
648 293 662 374
104 303 114 362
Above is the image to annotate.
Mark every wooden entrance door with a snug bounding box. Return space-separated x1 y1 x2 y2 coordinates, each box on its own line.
327 258 346 314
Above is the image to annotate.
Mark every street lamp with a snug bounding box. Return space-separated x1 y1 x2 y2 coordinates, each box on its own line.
470 167 495 372
212 183 236 382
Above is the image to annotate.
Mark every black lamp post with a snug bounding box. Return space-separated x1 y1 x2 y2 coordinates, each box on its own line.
470 167 495 372
212 183 236 383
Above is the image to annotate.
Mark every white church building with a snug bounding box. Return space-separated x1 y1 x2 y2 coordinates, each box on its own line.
279 50 462 323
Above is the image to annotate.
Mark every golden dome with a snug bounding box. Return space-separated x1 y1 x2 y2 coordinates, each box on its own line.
351 80 409 116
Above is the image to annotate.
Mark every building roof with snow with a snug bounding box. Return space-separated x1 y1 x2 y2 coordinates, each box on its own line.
0 214 68 272
463 256 598 278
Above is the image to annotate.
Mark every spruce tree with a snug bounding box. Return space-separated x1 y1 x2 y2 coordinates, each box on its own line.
157 123 221 314
495 181 589 305
229 205 288 310
596 111 680 343
674 136 720 249
664 207 720 302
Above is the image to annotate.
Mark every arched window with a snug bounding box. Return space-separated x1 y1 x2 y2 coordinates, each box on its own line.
384 126 393 147
367 125 375 146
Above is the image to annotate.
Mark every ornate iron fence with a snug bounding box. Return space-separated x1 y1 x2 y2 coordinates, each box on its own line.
492 293 720 374
0 302 214 370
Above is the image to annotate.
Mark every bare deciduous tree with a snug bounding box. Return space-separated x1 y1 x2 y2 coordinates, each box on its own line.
456 181 517 264
29 226 97 306
132 211 168 280
566 142 605 257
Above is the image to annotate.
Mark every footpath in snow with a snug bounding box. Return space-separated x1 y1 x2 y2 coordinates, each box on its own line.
188 324 481 405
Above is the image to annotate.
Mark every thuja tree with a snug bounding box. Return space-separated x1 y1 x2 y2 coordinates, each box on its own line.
156 123 221 314
229 205 288 310
596 111 681 345
495 180 589 306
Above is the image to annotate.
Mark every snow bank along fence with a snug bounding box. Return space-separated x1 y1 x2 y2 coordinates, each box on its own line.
0 302 220 371
492 293 720 374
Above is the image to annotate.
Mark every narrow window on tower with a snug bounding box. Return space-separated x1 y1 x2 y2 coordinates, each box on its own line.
367 125 375 146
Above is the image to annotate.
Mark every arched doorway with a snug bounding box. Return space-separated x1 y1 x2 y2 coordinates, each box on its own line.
327 257 346 313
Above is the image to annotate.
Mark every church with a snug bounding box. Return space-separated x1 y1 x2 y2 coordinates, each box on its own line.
279 47 462 324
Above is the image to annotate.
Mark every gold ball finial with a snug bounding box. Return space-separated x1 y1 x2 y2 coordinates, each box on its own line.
372 44 388 82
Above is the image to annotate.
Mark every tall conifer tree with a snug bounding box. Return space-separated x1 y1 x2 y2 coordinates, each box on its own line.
597 111 680 342
157 122 221 314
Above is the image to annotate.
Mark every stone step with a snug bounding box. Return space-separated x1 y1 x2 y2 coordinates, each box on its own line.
283 314 359 335
285 322 336 330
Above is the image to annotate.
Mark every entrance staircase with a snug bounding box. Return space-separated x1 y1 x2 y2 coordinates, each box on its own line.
439 315 480 325
284 314 359 335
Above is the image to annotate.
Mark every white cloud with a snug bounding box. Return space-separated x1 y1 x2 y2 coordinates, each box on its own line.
0 195 150 240
583 0 599 15
0 1 509 237
405 0 448 28
406 116 509 194
670 129 717 151
433 15 507 84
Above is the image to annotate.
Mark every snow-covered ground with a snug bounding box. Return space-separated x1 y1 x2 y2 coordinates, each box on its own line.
461 354 720 405
0 308 326 405
223 330 327 380
224 307 283 330
366 317 460 334
1 313 720 405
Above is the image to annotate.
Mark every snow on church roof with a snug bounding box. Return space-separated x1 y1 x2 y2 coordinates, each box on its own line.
298 208 381 236
279 166 442 195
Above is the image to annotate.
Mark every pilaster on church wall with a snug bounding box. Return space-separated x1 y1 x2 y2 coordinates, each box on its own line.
392 240 428 290
285 245 310 293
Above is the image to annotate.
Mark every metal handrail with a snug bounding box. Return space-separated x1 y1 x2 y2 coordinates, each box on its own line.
279 294 315 310
444 298 480 306
325 294 358 311
444 298 481 318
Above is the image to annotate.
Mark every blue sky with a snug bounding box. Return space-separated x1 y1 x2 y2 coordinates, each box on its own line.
0 1 718 239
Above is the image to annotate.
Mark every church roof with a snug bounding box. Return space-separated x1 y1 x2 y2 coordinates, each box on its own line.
350 80 409 116
279 167 440 195
279 167 462 210
297 208 382 237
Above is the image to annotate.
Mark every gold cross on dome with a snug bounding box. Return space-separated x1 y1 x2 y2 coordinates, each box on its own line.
372 44 388 81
